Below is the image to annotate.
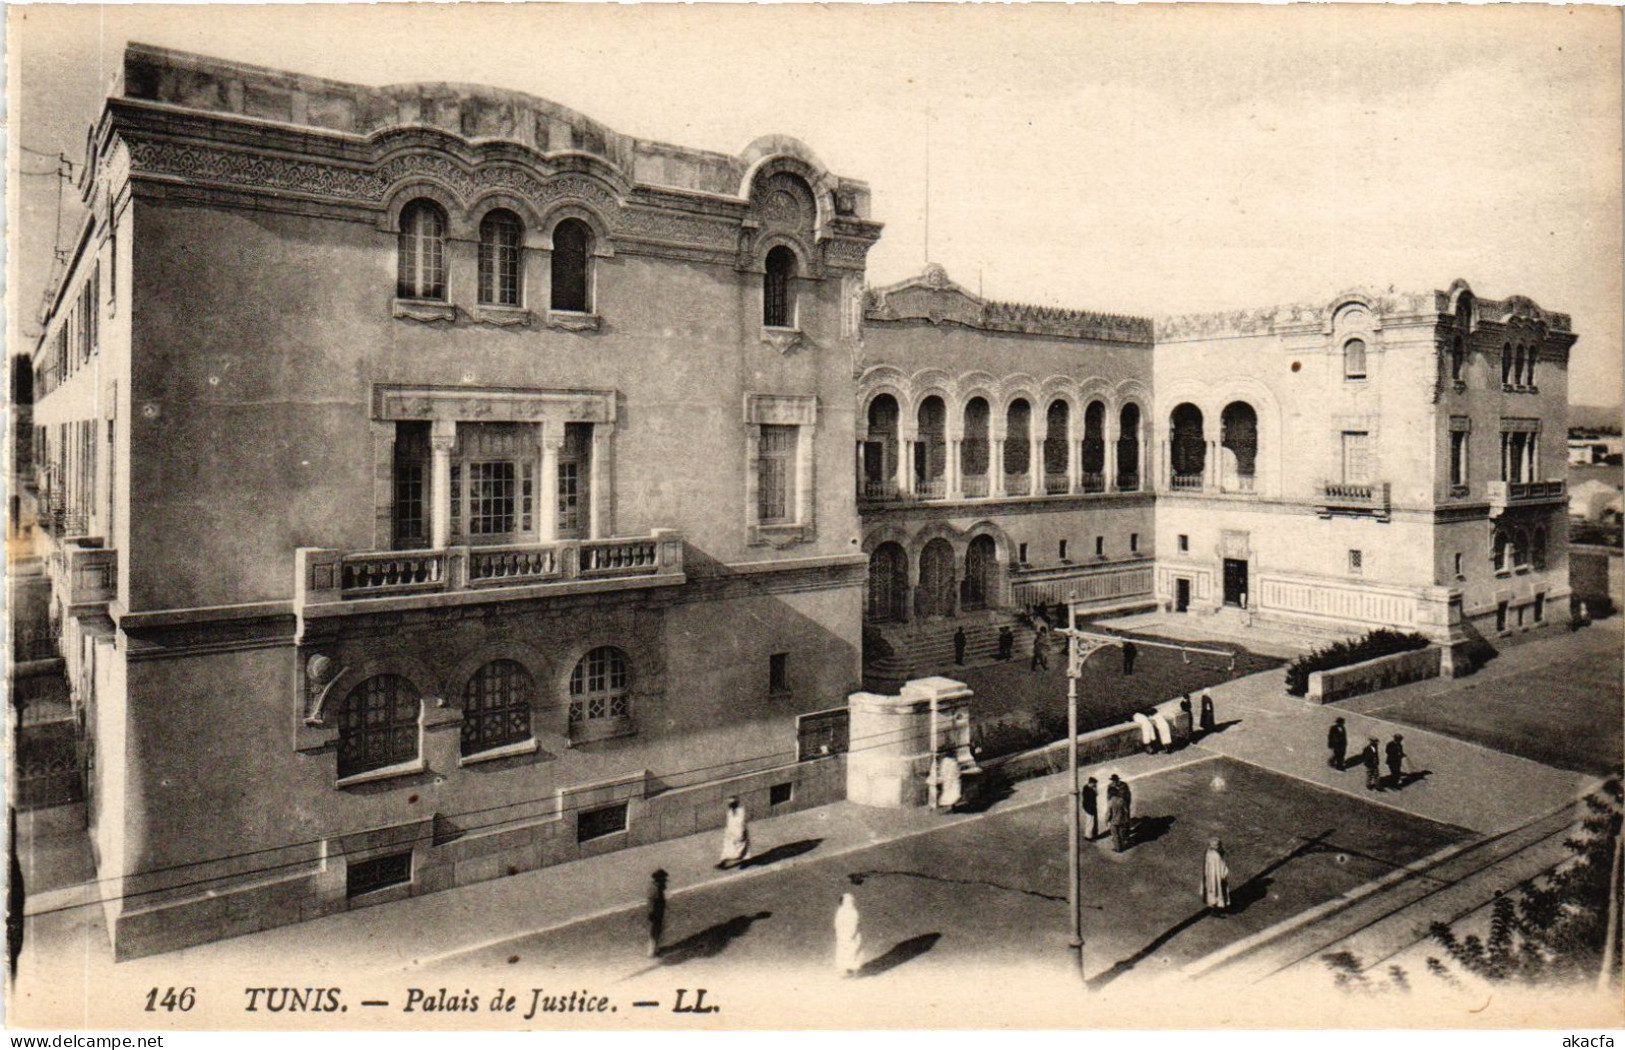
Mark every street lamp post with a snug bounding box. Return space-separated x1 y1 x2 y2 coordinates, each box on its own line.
1055 604 1235 991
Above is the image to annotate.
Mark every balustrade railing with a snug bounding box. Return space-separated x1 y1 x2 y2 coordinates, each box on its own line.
1044 473 1071 495
1081 472 1105 494
1315 480 1392 519
1224 474 1257 494
1170 473 1204 491
1486 479 1565 515
915 478 947 501
1004 473 1032 496
300 530 684 606
961 475 990 499
860 479 898 502
1116 473 1140 492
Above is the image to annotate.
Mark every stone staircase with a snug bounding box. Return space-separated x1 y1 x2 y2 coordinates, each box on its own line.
863 611 1035 692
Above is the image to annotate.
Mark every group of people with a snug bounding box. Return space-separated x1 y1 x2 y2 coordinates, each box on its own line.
1079 773 1135 852
1326 717 1412 791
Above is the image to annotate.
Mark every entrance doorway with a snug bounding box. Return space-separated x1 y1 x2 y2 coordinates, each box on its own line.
918 539 957 618
1223 558 1249 608
1175 577 1191 613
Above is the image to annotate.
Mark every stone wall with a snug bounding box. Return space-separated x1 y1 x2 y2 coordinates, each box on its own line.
1306 646 1442 704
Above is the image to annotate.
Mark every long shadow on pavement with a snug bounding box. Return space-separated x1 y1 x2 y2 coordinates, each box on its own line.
648 912 773 971
738 839 822 871
859 933 941 978
1089 829 1336 989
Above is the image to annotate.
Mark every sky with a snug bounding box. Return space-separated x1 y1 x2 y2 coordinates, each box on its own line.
8 3 1622 406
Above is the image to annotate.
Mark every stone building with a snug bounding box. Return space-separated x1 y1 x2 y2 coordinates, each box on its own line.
1152 283 1572 650
16 43 1576 958
24 43 879 958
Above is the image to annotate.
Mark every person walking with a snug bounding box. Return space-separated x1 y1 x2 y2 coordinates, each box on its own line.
717 796 751 869
1029 625 1050 672
1081 776 1100 841
997 625 1014 661
1202 839 1231 914
1107 781 1130 853
1179 693 1194 731
1122 640 1138 676
1120 774 1134 827
1362 737 1382 792
953 626 967 666
645 869 668 958
1327 716 1348 770
834 893 863 977
1200 692 1217 735
1385 734 1407 789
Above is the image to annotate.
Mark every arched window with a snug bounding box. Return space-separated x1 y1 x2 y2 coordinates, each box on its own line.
1512 527 1532 569
1082 401 1107 492
1502 344 1513 386
569 646 631 727
338 675 420 779
1169 403 1205 486
915 396 947 494
1220 401 1259 491
550 219 593 313
1043 400 1070 491
961 398 990 494
764 246 797 328
1116 403 1141 491
478 210 523 306
1451 336 1465 382
1343 338 1367 380
461 659 533 756
1526 346 1538 388
1491 527 1509 573
1514 345 1526 387
1004 399 1033 493
397 200 447 301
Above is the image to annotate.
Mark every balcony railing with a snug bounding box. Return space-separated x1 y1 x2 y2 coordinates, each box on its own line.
48 543 116 609
859 479 898 503
1004 473 1032 497
1170 473 1204 491
298 530 684 609
961 475 990 499
1315 480 1392 519
1487 478 1566 516
915 478 947 501
1081 472 1106 494
1044 473 1071 495
1116 474 1140 492
1222 474 1256 494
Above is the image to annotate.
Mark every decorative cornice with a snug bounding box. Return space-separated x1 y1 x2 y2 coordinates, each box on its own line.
865 265 1152 344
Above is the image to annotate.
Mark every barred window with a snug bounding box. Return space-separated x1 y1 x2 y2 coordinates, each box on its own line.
393 422 429 548
758 425 796 523
338 675 420 779
557 422 592 539
461 660 533 756
397 200 447 300
763 246 796 327
569 646 631 726
468 461 516 535
478 210 523 306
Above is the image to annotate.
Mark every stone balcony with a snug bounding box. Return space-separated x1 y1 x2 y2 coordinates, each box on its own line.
295 529 684 621
48 542 116 613
1315 481 1392 520
1487 479 1566 517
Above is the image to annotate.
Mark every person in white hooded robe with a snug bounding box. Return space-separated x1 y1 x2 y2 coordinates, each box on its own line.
936 750 962 812
1203 838 1231 913
834 893 863 976
717 796 750 869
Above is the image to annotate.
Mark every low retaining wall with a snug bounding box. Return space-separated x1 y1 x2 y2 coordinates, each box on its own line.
1306 646 1441 704
981 703 1193 784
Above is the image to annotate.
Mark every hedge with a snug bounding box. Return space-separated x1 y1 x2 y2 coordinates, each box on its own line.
1285 628 1431 697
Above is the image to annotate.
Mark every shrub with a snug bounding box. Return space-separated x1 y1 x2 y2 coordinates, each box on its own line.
1284 628 1430 697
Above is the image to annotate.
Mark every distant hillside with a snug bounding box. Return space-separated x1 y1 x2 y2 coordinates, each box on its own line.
1570 403 1623 433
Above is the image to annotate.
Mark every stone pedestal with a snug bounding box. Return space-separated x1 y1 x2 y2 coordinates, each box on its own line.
845 676 974 808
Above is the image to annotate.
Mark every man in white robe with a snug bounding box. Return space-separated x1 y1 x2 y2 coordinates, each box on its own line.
834 893 863 976
1203 838 1231 913
717 796 750 869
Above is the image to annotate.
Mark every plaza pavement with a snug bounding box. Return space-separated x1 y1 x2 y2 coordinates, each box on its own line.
9 625 1615 1027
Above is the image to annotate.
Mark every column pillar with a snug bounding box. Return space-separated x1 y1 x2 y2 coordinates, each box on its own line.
898 431 916 497
539 427 563 542
946 438 963 500
991 438 1007 497
589 422 615 540
1028 416 1043 492
1066 414 1081 494
429 419 456 550
1103 412 1119 491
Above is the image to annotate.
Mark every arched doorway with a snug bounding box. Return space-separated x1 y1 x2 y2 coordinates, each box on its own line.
918 538 957 618
1044 400 1071 493
916 396 947 498
867 542 909 623
1005 399 1033 494
862 394 900 500
1083 400 1107 492
963 534 999 611
961 397 991 498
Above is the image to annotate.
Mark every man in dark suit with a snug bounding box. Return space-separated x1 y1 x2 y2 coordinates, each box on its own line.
1327 717 1348 769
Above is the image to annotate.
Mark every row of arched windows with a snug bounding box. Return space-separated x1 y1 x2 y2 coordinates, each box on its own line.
1444 335 1540 390
396 199 593 312
396 199 801 326
334 646 632 779
1490 524 1547 575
